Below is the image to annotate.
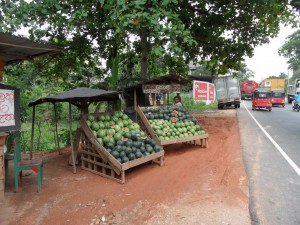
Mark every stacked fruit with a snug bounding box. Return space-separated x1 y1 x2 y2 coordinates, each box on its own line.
86 111 162 164
141 105 206 140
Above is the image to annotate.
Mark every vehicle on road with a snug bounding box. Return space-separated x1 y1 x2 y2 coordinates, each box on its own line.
261 78 286 90
252 88 272 111
271 90 285 107
214 75 241 110
293 102 300 112
287 78 300 103
240 80 259 100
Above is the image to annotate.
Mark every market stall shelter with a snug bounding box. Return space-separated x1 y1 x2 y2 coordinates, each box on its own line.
28 87 121 174
0 32 64 197
121 73 192 120
120 74 208 147
0 32 64 82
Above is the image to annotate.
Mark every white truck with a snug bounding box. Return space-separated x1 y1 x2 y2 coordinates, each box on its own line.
213 75 241 109
287 78 300 103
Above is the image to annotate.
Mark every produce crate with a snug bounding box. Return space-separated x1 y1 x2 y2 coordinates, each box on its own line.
79 112 164 184
137 105 208 147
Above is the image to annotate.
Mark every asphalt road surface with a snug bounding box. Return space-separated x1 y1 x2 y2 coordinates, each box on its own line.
237 100 300 225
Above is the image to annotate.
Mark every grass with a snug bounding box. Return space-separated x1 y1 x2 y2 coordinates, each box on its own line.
170 93 218 111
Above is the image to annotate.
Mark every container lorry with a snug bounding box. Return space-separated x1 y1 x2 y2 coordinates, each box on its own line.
213 75 241 109
261 78 286 90
287 78 300 103
240 80 259 100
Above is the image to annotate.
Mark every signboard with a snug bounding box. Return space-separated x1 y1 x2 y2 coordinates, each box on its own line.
0 83 21 132
193 81 215 102
142 84 181 94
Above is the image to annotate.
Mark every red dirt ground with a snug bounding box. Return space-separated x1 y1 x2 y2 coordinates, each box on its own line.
0 109 250 225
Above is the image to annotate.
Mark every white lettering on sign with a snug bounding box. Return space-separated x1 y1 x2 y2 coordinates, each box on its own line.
143 84 181 93
0 89 15 127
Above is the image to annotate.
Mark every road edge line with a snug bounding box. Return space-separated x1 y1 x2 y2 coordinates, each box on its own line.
243 101 300 176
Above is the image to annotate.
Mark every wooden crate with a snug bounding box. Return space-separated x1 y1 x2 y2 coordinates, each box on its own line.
137 105 208 147
80 114 164 184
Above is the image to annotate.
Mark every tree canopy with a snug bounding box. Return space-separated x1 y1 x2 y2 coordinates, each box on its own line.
0 0 297 85
279 29 300 82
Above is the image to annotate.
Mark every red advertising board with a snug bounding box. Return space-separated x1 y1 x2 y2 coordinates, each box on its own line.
193 81 215 101
208 83 215 101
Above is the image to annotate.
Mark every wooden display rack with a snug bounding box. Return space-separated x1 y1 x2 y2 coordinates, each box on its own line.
79 115 164 184
137 106 208 147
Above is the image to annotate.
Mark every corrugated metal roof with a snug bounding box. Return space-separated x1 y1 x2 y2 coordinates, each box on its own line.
0 32 64 65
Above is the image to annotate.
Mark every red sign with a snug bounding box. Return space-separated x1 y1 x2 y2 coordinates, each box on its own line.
208 83 215 101
193 81 215 101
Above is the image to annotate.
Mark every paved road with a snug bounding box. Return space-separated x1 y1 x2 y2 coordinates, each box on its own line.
237 100 300 225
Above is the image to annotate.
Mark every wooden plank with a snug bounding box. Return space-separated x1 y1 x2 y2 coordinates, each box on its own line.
160 134 208 145
81 157 112 170
81 167 123 184
136 106 160 144
121 150 164 170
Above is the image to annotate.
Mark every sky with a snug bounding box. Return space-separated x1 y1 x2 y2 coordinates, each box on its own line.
244 25 297 83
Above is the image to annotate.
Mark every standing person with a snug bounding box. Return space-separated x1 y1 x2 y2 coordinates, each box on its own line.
173 93 181 102
173 96 182 105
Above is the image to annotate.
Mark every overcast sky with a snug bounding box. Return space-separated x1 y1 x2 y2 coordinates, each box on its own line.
244 25 297 83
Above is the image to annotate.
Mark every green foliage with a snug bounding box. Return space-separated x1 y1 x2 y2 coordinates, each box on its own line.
1 0 296 80
279 29 300 83
234 63 255 84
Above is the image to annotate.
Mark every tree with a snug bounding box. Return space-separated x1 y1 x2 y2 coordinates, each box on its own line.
279 29 300 83
0 0 296 82
234 63 255 84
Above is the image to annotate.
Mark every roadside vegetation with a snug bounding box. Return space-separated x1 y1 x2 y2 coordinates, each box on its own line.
1 1 300 153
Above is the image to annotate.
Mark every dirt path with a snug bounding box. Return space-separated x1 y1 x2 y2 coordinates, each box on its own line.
0 109 250 225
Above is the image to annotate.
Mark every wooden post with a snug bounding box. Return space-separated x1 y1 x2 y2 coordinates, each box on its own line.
30 106 36 160
69 103 76 173
134 88 137 122
0 56 4 82
0 133 8 200
53 103 61 155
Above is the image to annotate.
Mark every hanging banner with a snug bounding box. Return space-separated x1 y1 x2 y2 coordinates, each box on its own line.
193 81 215 102
142 84 181 94
0 83 21 132
0 89 15 126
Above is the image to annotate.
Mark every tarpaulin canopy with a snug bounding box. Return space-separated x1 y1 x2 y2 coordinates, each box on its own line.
28 87 122 173
28 87 121 108
0 32 63 65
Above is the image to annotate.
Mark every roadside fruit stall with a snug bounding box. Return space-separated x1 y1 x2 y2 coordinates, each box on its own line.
137 105 208 147
29 88 164 183
80 111 164 183
121 74 208 147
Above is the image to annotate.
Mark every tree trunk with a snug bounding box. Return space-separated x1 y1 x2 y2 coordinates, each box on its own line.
139 29 150 78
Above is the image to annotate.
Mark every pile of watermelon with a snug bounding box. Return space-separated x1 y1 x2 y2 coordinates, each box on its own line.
141 105 206 141
86 111 162 164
